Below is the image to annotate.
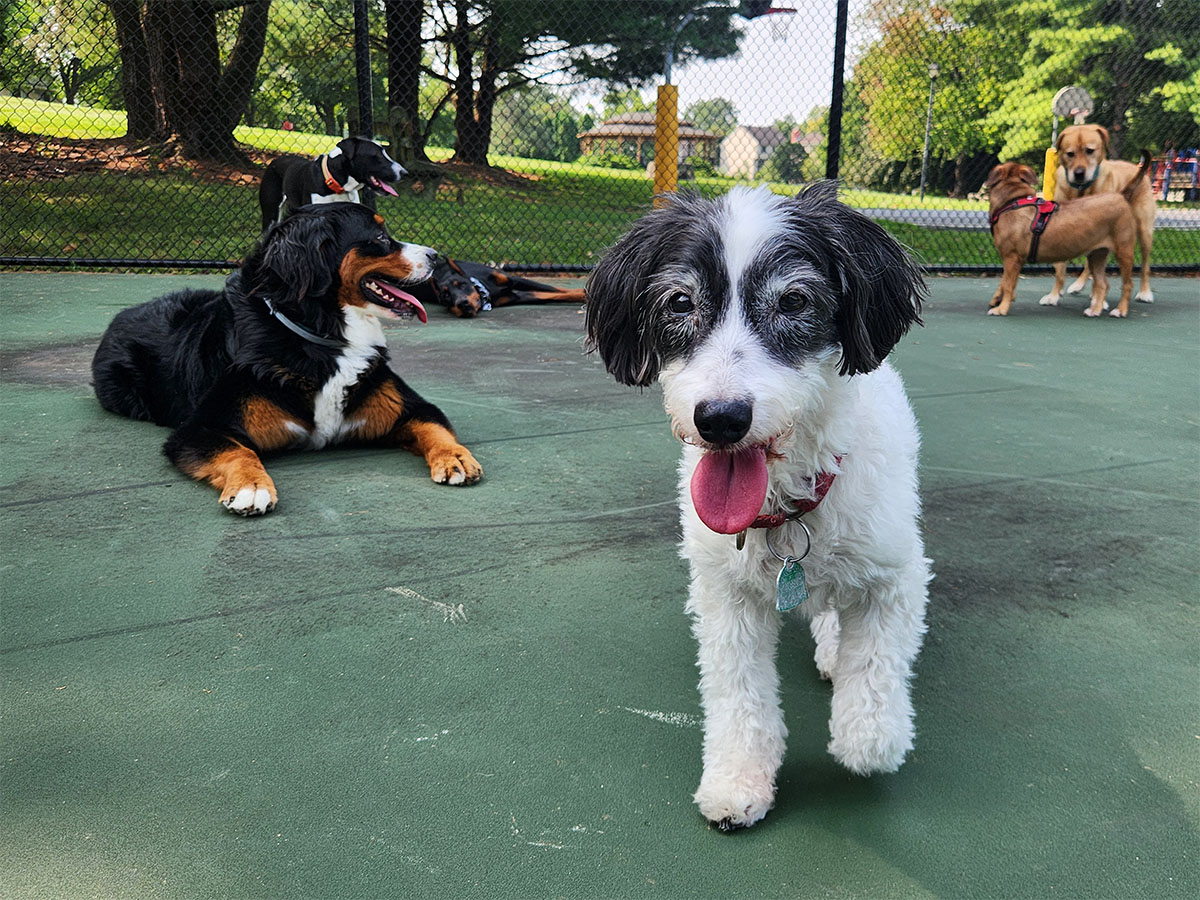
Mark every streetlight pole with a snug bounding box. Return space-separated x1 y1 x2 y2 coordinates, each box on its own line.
919 62 939 201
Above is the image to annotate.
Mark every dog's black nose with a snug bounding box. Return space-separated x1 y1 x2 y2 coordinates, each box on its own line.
694 399 753 446
426 249 438 265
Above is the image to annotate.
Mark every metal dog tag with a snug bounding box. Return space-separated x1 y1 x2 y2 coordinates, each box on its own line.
775 560 808 612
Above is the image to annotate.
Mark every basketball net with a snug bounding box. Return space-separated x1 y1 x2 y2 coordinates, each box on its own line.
764 7 795 43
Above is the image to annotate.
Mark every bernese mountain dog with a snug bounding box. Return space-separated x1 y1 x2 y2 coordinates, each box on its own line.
92 203 482 516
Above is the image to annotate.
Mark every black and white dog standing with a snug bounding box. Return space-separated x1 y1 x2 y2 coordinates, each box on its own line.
259 137 407 230
585 183 932 830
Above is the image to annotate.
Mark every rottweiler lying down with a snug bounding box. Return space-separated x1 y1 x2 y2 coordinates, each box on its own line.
415 257 586 318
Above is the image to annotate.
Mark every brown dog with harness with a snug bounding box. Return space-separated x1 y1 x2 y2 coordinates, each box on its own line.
986 151 1150 318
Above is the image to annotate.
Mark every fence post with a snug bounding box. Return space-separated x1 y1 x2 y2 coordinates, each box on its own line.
654 84 679 207
353 0 374 141
352 0 374 209
825 0 848 182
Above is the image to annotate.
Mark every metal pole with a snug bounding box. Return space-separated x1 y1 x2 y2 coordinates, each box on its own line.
353 0 374 209
825 0 848 181
353 0 373 139
919 63 938 201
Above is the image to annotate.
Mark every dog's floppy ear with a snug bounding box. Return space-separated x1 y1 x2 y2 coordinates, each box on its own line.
793 183 926 377
986 164 1006 188
1096 125 1110 154
585 202 682 386
1018 165 1038 187
250 207 340 304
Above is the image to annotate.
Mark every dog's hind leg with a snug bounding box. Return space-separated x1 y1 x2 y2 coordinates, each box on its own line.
1135 218 1154 303
689 579 786 831
826 563 929 776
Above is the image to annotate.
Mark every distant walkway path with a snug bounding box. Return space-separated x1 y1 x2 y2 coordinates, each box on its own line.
859 207 1200 231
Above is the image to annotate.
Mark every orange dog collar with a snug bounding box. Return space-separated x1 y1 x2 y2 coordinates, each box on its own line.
320 155 345 194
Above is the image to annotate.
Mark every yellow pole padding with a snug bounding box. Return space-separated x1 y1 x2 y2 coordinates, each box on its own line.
653 84 679 207
1043 147 1058 199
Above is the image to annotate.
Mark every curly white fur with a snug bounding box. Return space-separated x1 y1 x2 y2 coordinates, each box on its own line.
586 184 932 831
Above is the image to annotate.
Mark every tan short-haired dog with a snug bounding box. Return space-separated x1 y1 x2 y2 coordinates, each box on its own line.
1041 124 1156 307
986 152 1149 318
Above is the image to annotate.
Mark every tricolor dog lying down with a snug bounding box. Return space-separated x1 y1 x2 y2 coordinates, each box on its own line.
92 204 481 515
585 184 932 830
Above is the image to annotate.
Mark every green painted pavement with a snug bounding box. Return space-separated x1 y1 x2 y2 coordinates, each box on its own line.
2 272 1197 899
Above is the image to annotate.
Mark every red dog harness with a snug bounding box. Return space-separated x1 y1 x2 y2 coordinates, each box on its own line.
990 196 1059 262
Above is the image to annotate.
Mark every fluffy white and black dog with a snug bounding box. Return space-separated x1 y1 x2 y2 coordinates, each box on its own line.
585 183 932 831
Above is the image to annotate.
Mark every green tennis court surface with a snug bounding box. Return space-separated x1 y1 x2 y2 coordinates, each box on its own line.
2 272 1197 899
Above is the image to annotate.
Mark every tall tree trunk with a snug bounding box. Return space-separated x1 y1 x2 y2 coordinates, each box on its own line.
143 0 269 162
59 57 82 105
451 5 499 166
384 0 427 163
450 0 476 163
316 100 339 137
106 0 164 141
952 151 967 199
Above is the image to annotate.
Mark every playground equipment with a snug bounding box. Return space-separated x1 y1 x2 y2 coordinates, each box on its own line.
1153 147 1200 201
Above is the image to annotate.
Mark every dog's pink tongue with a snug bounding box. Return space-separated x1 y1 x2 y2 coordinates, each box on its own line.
690 446 769 534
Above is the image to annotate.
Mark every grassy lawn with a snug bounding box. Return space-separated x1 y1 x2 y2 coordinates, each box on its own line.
2 96 1196 269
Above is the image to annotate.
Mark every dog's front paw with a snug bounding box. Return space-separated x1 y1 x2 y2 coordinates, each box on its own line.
220 476 278 516
694 769 776 831
1135 289 1154 304
986 306 1007 316
1108 307 1127 318
1066 280 1088 295
428 445 483 486
828 691 914 776
1083 305 1103 317
1038 292 1060 306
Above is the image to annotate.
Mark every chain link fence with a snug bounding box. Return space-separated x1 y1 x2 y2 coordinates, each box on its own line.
2 0 1197 272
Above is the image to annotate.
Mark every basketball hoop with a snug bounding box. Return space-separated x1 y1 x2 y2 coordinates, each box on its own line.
764 6 796 42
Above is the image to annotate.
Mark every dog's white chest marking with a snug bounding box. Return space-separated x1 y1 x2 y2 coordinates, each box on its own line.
309 308 384 448
308 180 362 206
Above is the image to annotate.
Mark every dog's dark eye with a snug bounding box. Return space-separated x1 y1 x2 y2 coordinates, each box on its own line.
778 290 808 313
667 292 694 315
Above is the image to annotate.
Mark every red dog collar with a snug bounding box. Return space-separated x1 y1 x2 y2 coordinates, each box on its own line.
320 155 345 194
734 456 842 550
749 464 840 529
989 196 1059 262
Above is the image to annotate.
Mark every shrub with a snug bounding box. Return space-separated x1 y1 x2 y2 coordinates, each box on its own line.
685 155 717 177
578 151 641 170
